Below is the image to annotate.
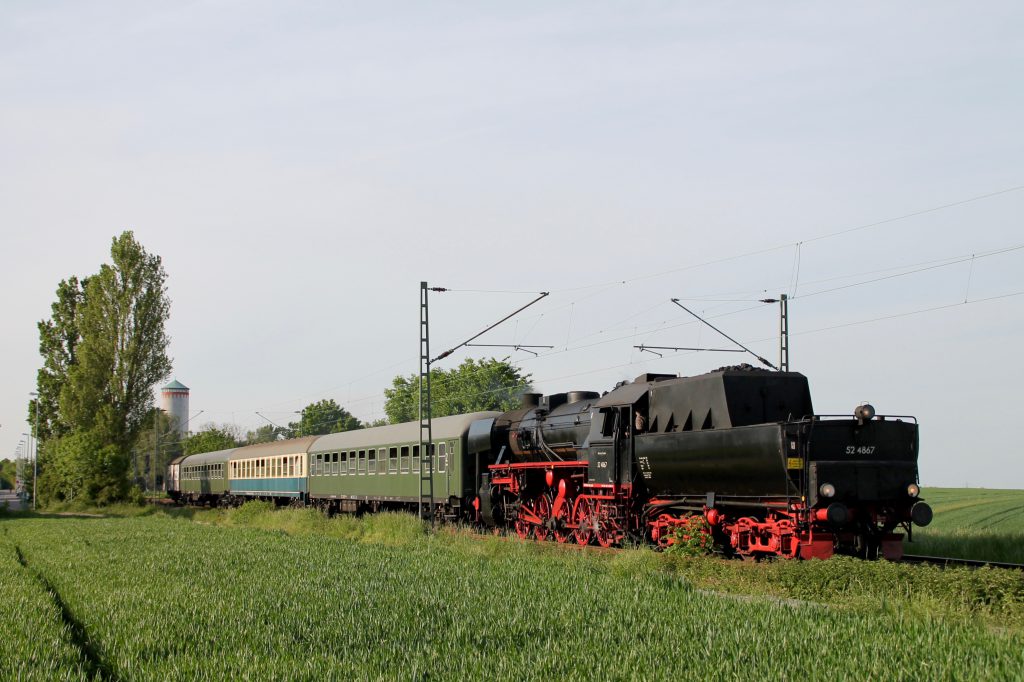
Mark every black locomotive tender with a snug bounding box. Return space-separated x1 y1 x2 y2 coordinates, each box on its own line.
171 365 932 559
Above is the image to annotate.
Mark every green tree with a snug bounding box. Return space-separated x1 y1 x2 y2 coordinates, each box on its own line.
384 357 532 423
0 458 15 490
289 399 362 436
245 424 288 444
36 231 172 504
61 231 172 454
184 426 240 455
39 430 126 505
30 276 87 441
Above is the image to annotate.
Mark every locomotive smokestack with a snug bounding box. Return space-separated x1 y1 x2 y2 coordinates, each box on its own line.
521 393 542 409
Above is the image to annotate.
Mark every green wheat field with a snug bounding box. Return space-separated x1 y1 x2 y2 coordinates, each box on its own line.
2 488 1023 681
909 487 1024 563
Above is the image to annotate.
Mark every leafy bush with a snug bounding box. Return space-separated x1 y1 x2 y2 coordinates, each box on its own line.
663 515 714 557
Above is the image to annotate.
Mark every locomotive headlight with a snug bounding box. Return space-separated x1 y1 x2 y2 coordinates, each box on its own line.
819 483 836 498
907 483 920 498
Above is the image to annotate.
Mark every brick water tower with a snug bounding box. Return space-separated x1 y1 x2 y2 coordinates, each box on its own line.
160 380 190 436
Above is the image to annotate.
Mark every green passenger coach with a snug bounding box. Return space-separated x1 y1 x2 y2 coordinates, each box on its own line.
307 412 500 514
176 448 236 505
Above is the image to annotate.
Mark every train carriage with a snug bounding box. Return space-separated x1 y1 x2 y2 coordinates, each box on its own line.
172 448 235 505
307 412 500 516
226 437 314 504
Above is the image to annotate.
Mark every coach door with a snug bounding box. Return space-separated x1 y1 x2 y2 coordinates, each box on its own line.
433 441 449 502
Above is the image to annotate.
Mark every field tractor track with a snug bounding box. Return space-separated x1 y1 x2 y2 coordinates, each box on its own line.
14 543 120 682
901 554 1024 571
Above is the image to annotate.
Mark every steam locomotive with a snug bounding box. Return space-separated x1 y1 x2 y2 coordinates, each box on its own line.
169 365 932 559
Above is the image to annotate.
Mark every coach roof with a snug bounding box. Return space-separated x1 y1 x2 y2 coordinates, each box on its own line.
310 412 501 453
178 448 237 467
229 436 319 461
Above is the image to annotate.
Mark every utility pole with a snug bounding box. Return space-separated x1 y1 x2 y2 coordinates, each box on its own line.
756 295 791 371
779 294 789 372
418 282 432 523
152 409 162 494
29 392 39 510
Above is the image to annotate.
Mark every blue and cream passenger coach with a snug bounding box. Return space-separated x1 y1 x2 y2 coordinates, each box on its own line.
226 436 315 503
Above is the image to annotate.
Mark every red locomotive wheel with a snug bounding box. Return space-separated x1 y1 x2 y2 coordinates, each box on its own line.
552 496 573 544
595 503 621 548
534 495 552 542
513 512 532 540
573 498 595 546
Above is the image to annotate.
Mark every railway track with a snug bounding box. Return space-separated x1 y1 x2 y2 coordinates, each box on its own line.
901 554 1024 571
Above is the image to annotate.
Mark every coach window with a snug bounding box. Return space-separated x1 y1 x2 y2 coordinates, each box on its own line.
357 450 365 474
437 442 447 474
389 447 398 474
348 451 356 475
334 452 341 475
367 449 376 475
412 445 420 473
400 446 410 473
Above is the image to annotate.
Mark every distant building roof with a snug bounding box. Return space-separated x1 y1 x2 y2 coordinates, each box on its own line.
162 379 189 391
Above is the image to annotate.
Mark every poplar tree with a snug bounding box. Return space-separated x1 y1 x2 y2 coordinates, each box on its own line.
62 231 172 451
40 231 173 503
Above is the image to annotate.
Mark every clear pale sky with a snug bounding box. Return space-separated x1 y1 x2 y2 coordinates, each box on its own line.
2 2 1021 488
